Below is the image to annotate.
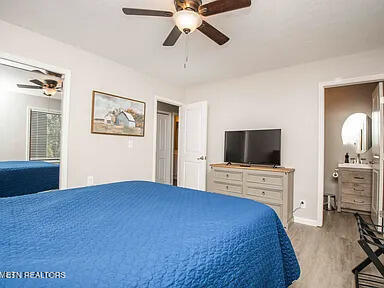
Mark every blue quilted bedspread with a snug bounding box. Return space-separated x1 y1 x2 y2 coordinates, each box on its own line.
0 161 59 198
0 181 300 287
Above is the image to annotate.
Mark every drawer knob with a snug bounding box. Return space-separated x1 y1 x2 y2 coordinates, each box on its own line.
262 178 266 182
226 174 229 178
226 185 229 189
262 191 266 196
353 200 365 204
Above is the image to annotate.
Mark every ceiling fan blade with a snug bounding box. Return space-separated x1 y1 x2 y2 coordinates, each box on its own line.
197 21 229 45
122 8 173 17
30 79 44 86
199 0 251 16
45 70 63 78
32 69 62 78
17 84 43 89
163 26 182 46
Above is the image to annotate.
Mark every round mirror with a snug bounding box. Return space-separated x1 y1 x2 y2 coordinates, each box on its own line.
341 113 372 153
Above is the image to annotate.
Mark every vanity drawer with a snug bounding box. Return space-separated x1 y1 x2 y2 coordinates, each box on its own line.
342 194 371 212
214 169 242 182
341 202 371 212
342 170 372 184
342 183 371 197
245 185 283 203
245 173 283 187
213 181 242 195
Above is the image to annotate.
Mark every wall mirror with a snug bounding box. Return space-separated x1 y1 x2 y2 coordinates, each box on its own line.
341 112 372 153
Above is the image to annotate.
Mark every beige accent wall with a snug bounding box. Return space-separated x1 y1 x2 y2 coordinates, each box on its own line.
324 83 377 196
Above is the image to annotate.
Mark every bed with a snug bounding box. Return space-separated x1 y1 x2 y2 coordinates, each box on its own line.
0 161 59 198
0 181 300 287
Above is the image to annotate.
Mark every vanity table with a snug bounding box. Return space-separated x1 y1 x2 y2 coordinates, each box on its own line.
337 163 372 214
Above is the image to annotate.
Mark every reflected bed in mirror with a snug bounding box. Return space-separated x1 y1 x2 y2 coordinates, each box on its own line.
341 112 372 154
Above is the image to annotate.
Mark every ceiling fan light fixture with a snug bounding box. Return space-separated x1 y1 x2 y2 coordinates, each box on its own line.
43 87 57 97
174 10 202 34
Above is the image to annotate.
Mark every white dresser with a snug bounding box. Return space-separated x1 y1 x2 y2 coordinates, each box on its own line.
207 163 295 228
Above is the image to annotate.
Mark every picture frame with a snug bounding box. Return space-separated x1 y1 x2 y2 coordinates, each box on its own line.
91 90 146 137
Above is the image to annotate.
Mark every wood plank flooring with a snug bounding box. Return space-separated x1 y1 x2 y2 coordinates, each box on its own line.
289 211 381 288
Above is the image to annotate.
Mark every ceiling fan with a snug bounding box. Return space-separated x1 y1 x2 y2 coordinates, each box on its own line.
17 79 63 96
122 0 251 46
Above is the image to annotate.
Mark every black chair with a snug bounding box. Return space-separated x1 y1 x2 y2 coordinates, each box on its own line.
353 213 384 287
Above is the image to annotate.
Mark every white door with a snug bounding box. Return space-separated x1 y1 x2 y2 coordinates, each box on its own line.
156 112 172 185
179 101 208 190
371 82 384 227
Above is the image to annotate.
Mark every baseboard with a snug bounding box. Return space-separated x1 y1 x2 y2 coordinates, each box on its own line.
294 216 319 227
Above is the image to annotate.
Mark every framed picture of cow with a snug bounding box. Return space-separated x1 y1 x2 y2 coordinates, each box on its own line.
91 90 146 137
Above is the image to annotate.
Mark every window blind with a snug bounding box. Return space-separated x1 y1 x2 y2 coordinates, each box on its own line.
29 110 61 161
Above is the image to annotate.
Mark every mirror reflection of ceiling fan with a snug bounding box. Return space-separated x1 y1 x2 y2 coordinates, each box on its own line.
122 0 252 46
17 79 63 96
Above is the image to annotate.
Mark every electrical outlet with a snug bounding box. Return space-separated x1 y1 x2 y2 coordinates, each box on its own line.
87 176 94 186
300 200 306 209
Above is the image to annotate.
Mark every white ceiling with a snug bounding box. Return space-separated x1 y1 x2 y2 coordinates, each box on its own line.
0 0 383 86
0 64 62 100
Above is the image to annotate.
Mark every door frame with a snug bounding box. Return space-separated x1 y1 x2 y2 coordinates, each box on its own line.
152 95 183 184
317 74 384 227
0 52 71 189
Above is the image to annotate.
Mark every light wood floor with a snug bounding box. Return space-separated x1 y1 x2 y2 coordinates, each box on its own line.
289 211 380 288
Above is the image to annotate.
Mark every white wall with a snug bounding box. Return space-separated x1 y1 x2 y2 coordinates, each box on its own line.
0 91 61 161
0 20 184 188
184 48 384 222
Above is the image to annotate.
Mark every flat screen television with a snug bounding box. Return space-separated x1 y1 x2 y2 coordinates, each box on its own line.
224 129 281 166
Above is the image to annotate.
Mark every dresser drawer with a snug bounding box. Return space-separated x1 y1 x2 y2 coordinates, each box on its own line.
245 185 283 203
265 203 282 218
214 169 243 182
245 173 283 186
342 182 371 197
266 203 283 219
341 170 372 184
213 181 242 195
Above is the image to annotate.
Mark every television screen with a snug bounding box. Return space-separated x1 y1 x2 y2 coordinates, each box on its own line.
224 129 281 166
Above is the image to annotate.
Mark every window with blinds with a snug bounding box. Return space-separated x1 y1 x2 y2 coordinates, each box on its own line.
29 109 62 161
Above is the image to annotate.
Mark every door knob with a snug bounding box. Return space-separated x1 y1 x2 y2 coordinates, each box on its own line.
197 156 206 160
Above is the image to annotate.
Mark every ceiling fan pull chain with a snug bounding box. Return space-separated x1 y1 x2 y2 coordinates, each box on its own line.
184 34 190 69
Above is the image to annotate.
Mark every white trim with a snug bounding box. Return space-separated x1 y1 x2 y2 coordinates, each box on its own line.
152 96 183 183
170 112 176 185
0 53 71 189
318 74 384 227
294 216 318 227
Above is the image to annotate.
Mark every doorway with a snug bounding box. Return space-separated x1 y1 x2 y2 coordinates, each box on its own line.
153 97 208 190
156 101 180 186
0 56 70 196
318 75 384 227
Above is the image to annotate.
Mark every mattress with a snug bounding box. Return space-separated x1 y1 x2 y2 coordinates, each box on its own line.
0 181 300 287
0 161 59 198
